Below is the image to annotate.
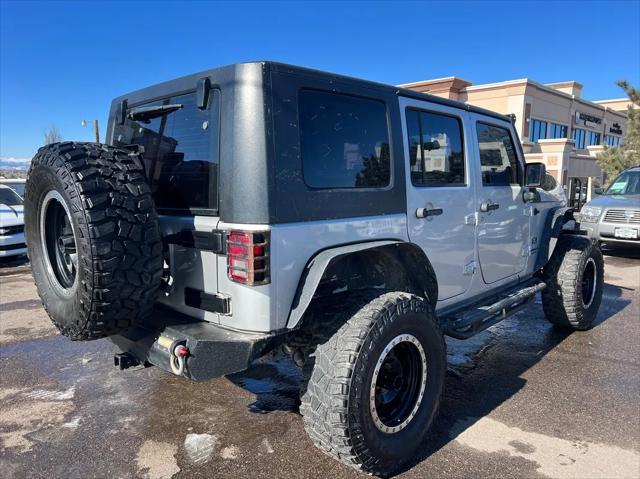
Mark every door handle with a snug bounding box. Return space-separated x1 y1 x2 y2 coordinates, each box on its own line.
416 207 443 219
480 201 500 212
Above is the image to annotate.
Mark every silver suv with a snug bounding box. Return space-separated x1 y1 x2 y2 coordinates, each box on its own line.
580 166 640 246
24 62 605 476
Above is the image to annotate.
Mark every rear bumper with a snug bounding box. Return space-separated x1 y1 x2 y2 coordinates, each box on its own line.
111 306 281 381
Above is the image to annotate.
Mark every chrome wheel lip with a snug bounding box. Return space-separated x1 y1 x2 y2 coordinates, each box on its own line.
370 333 427 434
582 257 597 309
40 190 78 293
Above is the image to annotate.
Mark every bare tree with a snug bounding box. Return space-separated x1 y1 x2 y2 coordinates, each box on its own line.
44 125 62 144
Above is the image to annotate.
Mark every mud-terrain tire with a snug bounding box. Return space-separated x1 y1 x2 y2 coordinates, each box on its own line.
25 142 163 340
299 290 446 476
542 235 604 330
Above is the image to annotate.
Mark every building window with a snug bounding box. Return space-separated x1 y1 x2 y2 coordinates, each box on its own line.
587 131 601 146
476 123 520 186
406 109 465 186
549 123 568 139
605 135 621 147
573 128 586 149
299 90 390 189
529 119 547 143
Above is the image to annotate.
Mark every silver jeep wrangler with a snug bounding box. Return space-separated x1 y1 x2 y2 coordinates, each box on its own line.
25 62 604 476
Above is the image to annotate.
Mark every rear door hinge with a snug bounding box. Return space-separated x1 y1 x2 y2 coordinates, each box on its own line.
463 260 477 276
464 212 478 226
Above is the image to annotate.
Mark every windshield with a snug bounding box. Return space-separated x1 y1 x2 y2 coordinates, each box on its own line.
605 170 640 195
0 187 23 206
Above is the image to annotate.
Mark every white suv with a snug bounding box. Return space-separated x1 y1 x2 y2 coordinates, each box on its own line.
0 184 26 258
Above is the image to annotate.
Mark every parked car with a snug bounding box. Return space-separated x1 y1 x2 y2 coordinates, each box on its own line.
0 178 26 198
0 184 26 258
24 62 603 476
579 166 640 247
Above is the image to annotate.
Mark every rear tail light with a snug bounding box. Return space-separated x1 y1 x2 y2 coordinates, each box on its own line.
226 230 270 285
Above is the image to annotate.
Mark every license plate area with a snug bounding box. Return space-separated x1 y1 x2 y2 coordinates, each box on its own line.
614 227 638 239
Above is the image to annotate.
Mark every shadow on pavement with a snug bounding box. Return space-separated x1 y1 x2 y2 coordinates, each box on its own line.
0 254 30 274
601 244 640 259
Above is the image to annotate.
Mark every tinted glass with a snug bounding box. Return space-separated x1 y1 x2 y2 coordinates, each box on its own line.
550 123 567 139
113 90 220 213
476 123 520 186
299 90 390 189
573 128 586 149
587 131 601 146
406 109 465 185
529 119 547 143
0 187 23 205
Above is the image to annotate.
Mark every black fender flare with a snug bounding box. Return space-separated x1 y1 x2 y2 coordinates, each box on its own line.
286 240 438 329
534 206 577 270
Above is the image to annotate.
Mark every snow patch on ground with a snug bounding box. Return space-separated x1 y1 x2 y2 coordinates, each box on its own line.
184 433 218 465
452 416 640 479
261 437 274 454
220 445 239 460
23 386 75 401
136 440 179 479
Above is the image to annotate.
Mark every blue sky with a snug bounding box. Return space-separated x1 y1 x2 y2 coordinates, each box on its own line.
1 0 639 159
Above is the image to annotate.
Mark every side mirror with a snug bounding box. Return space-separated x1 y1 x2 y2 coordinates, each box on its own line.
525 162 546 188
594 187 604 195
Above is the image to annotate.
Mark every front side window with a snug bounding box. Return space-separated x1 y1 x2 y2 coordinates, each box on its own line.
476 123 520 186
299 90 390 189
549 123 568 139
406 109 465 186
113 90 220 213
529 119 547 143
573 128 586 149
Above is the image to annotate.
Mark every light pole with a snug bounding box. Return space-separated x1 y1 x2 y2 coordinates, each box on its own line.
81 119 100 143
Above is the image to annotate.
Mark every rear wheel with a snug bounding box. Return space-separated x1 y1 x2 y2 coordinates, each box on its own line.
299 291 446 476
25 142 163 340
542 235 604 330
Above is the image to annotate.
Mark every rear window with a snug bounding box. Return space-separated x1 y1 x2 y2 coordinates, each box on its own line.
112 90 220 214
299 90 390 189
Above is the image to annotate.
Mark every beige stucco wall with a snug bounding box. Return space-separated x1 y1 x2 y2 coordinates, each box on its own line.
594 99 632 112
401 76 628 189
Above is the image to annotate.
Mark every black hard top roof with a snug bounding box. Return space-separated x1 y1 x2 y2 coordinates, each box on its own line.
264 61 511 122
114 61 511 123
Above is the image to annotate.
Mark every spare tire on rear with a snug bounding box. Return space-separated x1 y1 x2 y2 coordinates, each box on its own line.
25 142 163 340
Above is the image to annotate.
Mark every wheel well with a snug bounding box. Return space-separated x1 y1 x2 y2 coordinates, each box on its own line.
287 242 438 330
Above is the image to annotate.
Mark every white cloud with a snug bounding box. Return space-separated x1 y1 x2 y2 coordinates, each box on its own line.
0 157 31 170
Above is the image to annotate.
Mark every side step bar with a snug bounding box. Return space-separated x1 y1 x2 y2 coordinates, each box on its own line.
440 281 546 339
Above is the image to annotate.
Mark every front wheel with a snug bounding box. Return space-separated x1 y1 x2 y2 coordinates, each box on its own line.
299 291 446 476
542 235 604 330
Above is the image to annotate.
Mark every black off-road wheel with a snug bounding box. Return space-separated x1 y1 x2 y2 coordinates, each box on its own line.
299 290 446 476
24 142 163 340
542 235 604 330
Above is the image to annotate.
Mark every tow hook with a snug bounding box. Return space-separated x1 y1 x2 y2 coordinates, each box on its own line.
169 341 189 376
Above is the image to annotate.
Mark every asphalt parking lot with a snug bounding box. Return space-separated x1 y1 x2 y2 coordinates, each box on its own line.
1 249 639 479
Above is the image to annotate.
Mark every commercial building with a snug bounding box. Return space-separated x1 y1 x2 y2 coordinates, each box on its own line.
399 76 629 195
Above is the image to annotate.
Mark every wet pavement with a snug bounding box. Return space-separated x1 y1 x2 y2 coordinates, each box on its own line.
1 248 639 478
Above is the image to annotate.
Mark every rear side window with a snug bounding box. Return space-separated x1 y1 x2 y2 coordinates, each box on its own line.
113 90 220 213
406 109 465 186
476 123 520 186
299 90 390 189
